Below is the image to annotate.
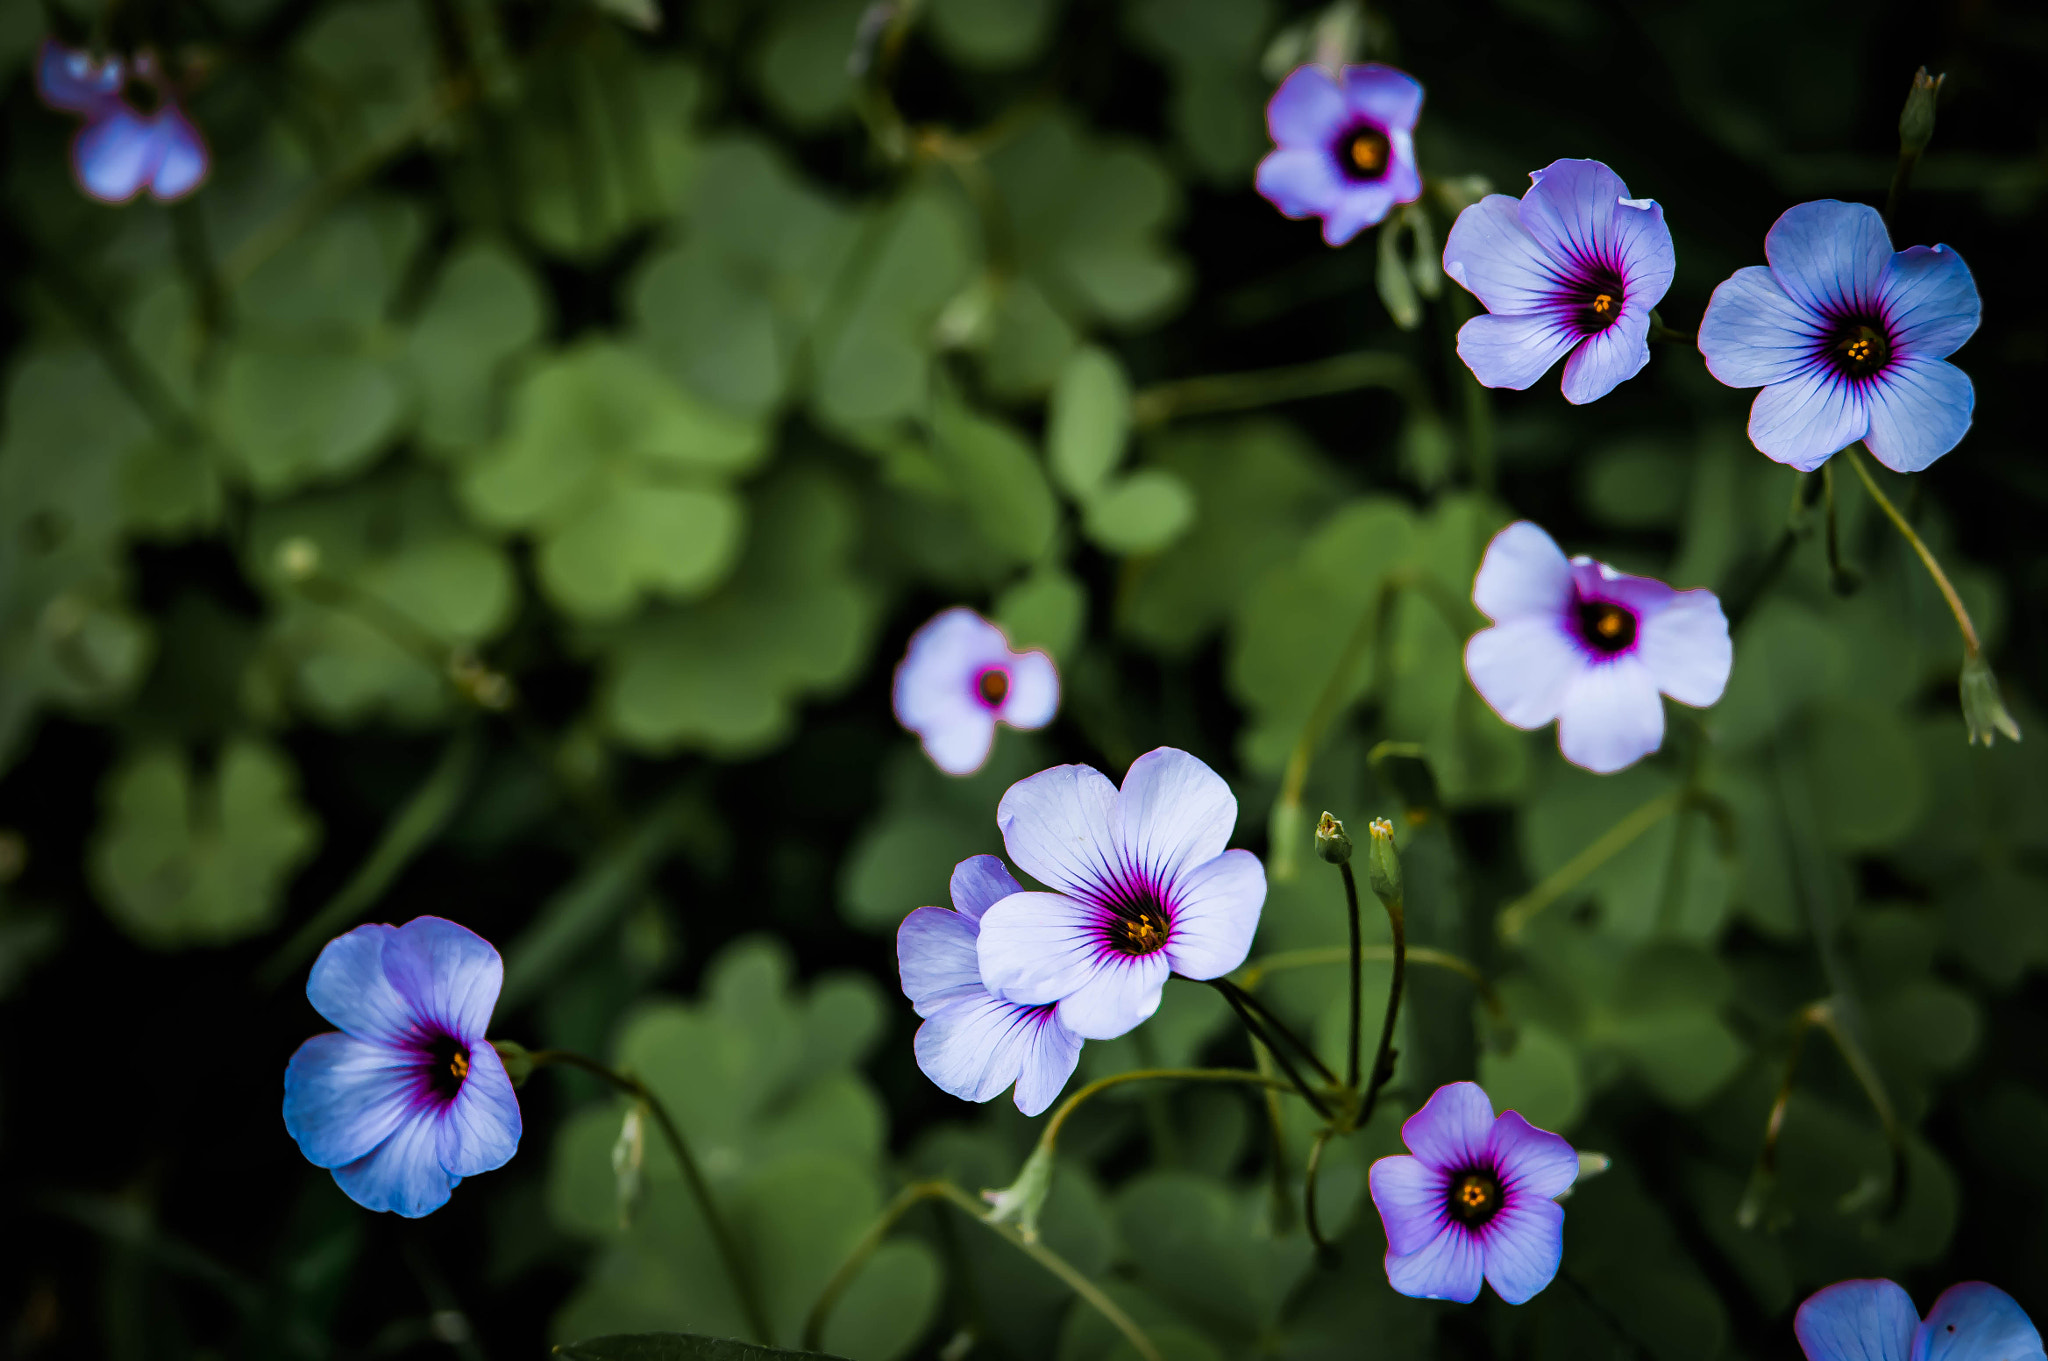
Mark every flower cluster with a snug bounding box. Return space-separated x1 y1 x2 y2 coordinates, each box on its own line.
892 608 1059 776
36 39 209 205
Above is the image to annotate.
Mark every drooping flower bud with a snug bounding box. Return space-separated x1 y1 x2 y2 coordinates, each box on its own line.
983 1142 1055 1242
1315 811 1353 865
612 1101 647 1229
1960 652 2022 747
1898 68 1943 157
1367 817 1402 906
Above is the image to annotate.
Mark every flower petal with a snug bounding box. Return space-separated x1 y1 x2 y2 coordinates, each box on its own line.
1765 200 1892 317
1010 1014 1085 1117
1114 747 1239 888
1255 148 1346 221
1611 198 1676 307
976 891 1102 1006
894 608 1012 775
1444 194 1562 316
147 108 208 201
1862 356 1973 474
1637 590 1731 708
1340 64 1424 131
950 855 1023 922
1400 1080 1496 1170
1795 1279 1919 1361
1747 367 1870 472
1369 1154 1450 1256
74 107 160 205
1320 181 1403 246
1518 159 1633 270
1386 1224 1485 1303
306 923 415 1044
1466 617 1584 730
1472 521 1573 623
1000 650 1060 730
997 763 1121 901
1699 265 1826 389
1881 245 1979 361
1555 655 1665 774
1053 953 1170 1041
331 1110 460 1218
898 906 985 1016
915 995 1077 1111
1159 849 1264 980
435 1040 521 1178
282 1032 414 1169
1486 1110 1579 1200
1478 1195 1565 1304
1456 311 1581 392
1559 309 1652 405
1912 1282 2045 1361
38 41 124 113
381 917 504 1045
1266 65 1349 146
920 710 1000 777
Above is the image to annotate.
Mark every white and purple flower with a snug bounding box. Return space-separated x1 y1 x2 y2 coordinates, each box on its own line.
1796 1278 2043 1361
897 855 1085 1117
1698 199 1979 473
892 608 1059 777
974 748 1265 1041
1464 522 1731 775
282 917 522 1218
35 39 208 205
1442 159 1675 404
1255 64 1424 246
1367 1081 1579 1304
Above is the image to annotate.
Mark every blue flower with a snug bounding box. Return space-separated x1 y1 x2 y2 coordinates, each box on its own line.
1442 159 1675 404
1255 64 1424 246
1795 1278 2043 1361
892 608 1058 776
283 917 522 1218
35 39 209 205
1698 200 1979 473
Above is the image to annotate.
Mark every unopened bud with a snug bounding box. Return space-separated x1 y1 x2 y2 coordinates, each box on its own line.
1899 68 1943 156
1367 817 1402 906
1960 653 2021 747
277 537 320 582
492 1039 534 1087
983 1142 1055 1243
612 1101 647 1229
1314 812 1352 865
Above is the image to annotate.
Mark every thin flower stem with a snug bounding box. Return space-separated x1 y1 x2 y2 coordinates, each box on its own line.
1843 445 1981 657
1129 350 1429 428
1252 1042 1295 1232
1302 1127 1337 1255
1039 1067 1288 1152
1355 873 1406 1130
1238 944 1503 1016
530 1050 773 1344
1342 861 1364 1092
1212 978 1340 1088
1883 150 1921 228
802 1181 1163 1361
1497 788 1685 941
1208 981 1335 1119
1743 1000 1906 1228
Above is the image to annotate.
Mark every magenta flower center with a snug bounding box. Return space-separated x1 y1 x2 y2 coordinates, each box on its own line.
1102 884 1172 956
1824 314 1893 380
1568 264 1627 335
973 665 1010 710
423 1033 472 1101
1336 124 1391 182
1574 598 1638 655
1445 1167 1503 1227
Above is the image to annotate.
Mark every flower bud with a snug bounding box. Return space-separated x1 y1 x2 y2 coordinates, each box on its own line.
982 1142 1055 1242
1314 812 1353 865
1367 817 1401 906
1960 653 2022 747
612 1101 647 1229
492 1039 534 1087
1898 68 1942 156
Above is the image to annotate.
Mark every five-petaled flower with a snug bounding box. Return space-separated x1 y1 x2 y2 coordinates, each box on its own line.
897 855 1084 1116
1442 159 1675 404
1368 1081 1579 1304
1464 521 1731 774
974 747 1265 1040
1697 199 1979 473
1795 1278 2043 1361
283 917 522 1218
36 39 209 205
1255 63 1424 246
892 608 1059 777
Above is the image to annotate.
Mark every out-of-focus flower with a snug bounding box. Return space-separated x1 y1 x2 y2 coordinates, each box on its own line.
1795 1278 2043 1361
897 855 1083 1116
1367 1081 1578 1304
1255 63 1423 246
35 38 209 205
1442 159 1674 404
975 748 1265 1040
892 608 1059 777
1464 521 1730 774
1698 200 1979 473
283 917 522 1218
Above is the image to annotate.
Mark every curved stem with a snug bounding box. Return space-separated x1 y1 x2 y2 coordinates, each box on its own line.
530 1050 773 1344
1342 862 1364 1092
1208 981 1334 1119
1129 350 1428 428
1235 946 1502 1016
1303 1127 1337 1255
1497 789 1685 941
1212 978 1339 1087
1843 445 1981 656
1040 1067 1285 1152
1741 999 1906 1228
1356 877 1406 1130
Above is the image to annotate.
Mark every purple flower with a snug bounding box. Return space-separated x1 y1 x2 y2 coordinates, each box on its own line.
282 917 522 1218
1697 200 1979 473
1367 1081 1579 1304
892 608 1059 777
36 39 209 206
897 855 1084 1116
1796 1279 2043 1361
974 747 1265 1040
1464 522 1730 775
1442 159 1675 404
1255 63 1424 246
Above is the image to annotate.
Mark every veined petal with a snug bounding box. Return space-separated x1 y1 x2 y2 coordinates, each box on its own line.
1444 194 1563 316
1472 521 1573 623
1466 617 1584 730
331 1110 460 1218
1862 356 1973 474
1340 63 1423 131
1053 953 1170 1041
1555 655 1665 774
1115 748 1238 887
1159 849 1264 980
1637 590 1731 708
1456 311 1580 391
1796 1279 1919 1361
1699 265 1823 389
1386 1224 1485 1303
1766 200 1891 317
915 995 1077 1112
435 1040 521 1178
1881 245 1979 361
1487 1110 1579 1200
1369 1154 1450 1255
283 1032 414 1169
950 855 1024 922
1748 368 1869 472
1266 65 1349 146
1559 309 1652 405
1001 650 1060 730
1401 1081 1496 1170
1478 1195 1565 1304
898 906 985 1016
1010 1013 1085 1117
1519 159 1633 268
1256 148 1347 220
1912 1282 2045 1361
306 923 415 1044
382 917 504 1045
976 891 1103 1006
998 763 1122 900
1611 198 1676 306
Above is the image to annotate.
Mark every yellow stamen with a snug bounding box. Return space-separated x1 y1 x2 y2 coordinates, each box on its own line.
450 1050 469 1081
1592 293 1614 314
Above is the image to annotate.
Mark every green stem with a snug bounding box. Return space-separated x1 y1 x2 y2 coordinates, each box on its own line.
530 1050 773 1344
1208 981 1335 1119
1883 149 1920 228
1213 978 1340 1087
1303 1127 1337 1254
1843 445 1981 657
1130 350 1429 428
1355 874 1406 1130
1040 1067 1286 1153
1342 861 1364 1091
1742 999 1906 1227
1236 945 1502 1018
1497 789 1685 941
1721 471 1824 631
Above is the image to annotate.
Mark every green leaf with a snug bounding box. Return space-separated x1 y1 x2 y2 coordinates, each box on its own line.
752 0 867 128
293 0 436 153
1477 1022 1586 1132
557 1333 850 1360
1080 469 1195 556
1581 439 1687 529
927 393 1058 566
995 567 1087 659
926 0 1060 67
1047 346 1133 499
406 240 548 456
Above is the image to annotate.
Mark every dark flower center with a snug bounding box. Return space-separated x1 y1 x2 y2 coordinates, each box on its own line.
1826 317 1892 379
1568 266 1627 334
1340 126 1390 182
1446 1168 1503 1227
974 665 1010 708
1575 599 1637 654
426 1034 471 1101
1106 888 1171 956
